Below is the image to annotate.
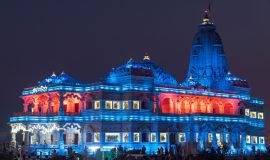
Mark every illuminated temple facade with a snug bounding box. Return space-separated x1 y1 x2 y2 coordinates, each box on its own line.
9 9 265 156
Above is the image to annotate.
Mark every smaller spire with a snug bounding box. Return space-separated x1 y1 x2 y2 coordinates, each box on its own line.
61 71 65 75
143 53 151 60
52 72 56 77
127 57 134 64
189 74 193 80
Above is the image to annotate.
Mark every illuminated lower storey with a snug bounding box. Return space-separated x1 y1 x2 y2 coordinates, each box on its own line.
10 114 266 156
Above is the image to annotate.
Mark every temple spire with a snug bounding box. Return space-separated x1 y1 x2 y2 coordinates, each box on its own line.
143 52 151 60
202 3 212 24
52 72 56 77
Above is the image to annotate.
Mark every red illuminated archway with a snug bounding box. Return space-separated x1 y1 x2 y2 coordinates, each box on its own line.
224 103 233 114
161 98 174 113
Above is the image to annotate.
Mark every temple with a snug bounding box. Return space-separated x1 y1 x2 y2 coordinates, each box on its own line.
9 6 265 157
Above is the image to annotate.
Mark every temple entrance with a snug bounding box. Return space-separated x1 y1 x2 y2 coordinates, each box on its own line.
74 133 79 144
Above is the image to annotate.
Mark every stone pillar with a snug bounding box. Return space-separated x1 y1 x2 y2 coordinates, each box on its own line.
81 97 86 111
229 132 233 148
235 132 239 150
241 133 246 148
166 132 170 148
22 132 25 143
34 102 39 113
58 129 64 150
155 94 160 113
199 131 204 150
48 96 52 113
23 103 28 112
11 132 16 148
24 131 30 145
212 132 217 148
81 127 86 147
58 94 64 116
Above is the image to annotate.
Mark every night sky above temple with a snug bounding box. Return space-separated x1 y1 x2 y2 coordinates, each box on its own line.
0 1 269 141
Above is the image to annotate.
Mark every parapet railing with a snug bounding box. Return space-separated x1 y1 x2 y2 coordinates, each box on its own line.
12 112 81 117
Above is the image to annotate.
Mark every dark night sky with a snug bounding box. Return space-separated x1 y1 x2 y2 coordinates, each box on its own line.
0 1 269 141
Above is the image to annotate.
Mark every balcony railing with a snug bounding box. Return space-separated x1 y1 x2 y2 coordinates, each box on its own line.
12 112 81 117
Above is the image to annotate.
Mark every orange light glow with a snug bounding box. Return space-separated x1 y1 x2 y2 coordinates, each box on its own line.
159 93 239 115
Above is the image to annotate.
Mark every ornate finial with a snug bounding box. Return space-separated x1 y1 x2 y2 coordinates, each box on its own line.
143 53 151 60
189 74 193 80
202 3 212 24
127 57 134 64
61 71 65 75
52 72 56 77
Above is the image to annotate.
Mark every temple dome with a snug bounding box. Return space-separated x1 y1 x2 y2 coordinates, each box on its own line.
105 56 178 86
37 72 82 86
192 25 222 45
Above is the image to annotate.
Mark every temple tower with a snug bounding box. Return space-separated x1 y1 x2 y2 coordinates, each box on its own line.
183 5 249 94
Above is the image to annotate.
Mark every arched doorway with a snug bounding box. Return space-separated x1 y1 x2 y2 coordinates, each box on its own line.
28 103 34 112
64 95 81 112
162 98 174 113
224 103 233 114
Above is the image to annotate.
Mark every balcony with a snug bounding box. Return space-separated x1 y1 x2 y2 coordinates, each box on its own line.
12 112 81 117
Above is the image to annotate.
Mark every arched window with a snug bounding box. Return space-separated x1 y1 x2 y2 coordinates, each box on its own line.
38 105 42 113
74 103 80 112
74 133 79 144
63 105 67 112
224 103 233 114
28 103 34 112
161 98 174 113
50 106 54 112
